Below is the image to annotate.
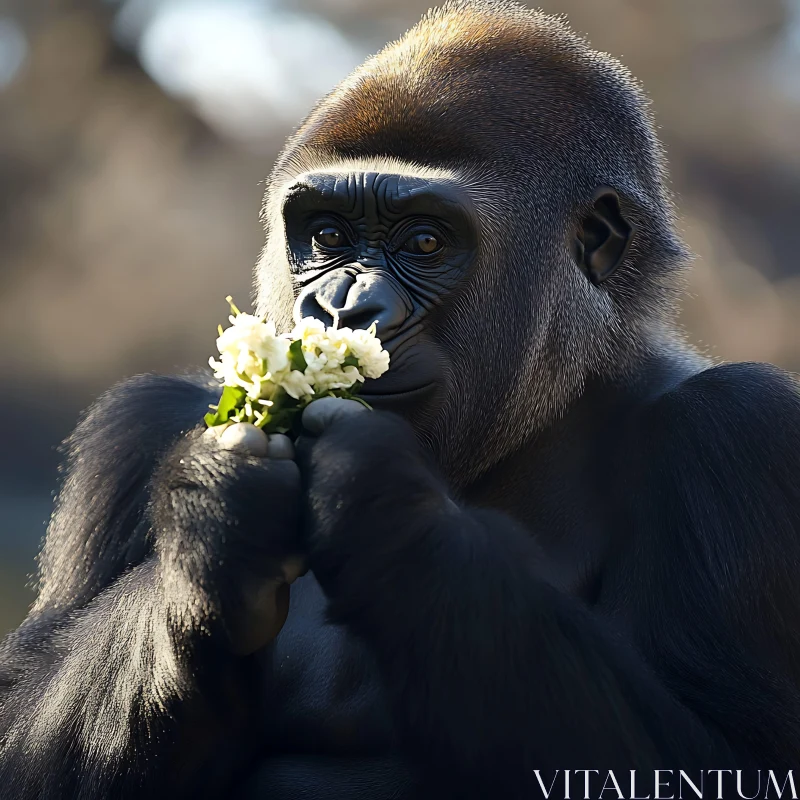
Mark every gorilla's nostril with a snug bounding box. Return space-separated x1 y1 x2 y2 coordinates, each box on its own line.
293 271 356 327
336 305 387 331
297 294 335 327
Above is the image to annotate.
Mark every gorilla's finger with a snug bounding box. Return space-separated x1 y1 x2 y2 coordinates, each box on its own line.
216 422 270 457
301 397 368 436
266 434 295 460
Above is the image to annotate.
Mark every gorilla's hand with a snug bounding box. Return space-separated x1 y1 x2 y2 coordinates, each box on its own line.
153 423 305 655
299 403 450 601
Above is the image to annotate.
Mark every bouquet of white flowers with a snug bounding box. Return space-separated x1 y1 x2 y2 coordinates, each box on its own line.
204 298 390 436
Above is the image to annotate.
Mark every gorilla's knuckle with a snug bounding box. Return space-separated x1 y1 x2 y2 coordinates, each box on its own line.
311 411 418 467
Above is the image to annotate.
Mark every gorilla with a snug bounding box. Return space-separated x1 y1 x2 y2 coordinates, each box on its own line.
2 1 800 798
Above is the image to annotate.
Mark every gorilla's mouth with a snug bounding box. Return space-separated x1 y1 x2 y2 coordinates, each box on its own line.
360 381 437 410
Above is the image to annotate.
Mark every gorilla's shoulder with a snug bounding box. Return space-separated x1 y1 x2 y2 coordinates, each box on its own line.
636 361 800 544
651 361 800 436
625 363 800 564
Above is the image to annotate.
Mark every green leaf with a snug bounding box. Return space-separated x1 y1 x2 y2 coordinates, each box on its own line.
212 384 247 424
204 410 221 426
288 339 307 372
270 386 289 407
343 354 359 368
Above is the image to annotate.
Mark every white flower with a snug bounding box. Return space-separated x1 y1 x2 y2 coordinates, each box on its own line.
311 364 364 392
209 312 290 400
207 303 391 432
290 316 390 383
275 367 315 400
290 316 327 343
339 322 391 379
218 313 289 373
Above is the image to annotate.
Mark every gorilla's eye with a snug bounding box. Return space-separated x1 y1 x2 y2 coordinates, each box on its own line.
402 231 441 255
313 227 345 250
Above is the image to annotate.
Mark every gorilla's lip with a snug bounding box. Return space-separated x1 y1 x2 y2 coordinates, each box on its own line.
359 344 442 404
359 382 436 401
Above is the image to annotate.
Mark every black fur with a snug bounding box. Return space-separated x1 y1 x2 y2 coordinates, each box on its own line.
3 2 800 798
298 363 800 796
4 362 800 798
0 374 306 798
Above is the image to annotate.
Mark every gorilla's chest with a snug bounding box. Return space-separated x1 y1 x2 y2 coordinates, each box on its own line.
261 574 394 756
244 576 417 798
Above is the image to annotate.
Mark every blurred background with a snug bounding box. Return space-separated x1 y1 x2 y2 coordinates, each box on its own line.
1 0 799 634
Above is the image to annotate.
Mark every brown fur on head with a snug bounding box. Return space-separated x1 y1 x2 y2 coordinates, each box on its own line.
256 0 692 486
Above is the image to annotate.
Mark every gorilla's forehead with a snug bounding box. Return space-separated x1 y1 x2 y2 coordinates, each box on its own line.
286 172 457 216
277 158 477 225
289 171 443 199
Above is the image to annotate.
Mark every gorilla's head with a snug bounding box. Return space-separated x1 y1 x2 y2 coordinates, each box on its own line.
256 0 690 486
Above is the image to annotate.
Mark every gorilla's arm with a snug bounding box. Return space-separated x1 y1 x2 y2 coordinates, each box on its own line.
618 363 800 764
0 375 300 799
303 364 800 795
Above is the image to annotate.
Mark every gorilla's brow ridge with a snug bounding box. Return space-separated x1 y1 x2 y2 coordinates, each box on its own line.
283 174 472 221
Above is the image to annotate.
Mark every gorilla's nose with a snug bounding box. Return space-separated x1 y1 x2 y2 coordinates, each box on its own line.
293 269 408 343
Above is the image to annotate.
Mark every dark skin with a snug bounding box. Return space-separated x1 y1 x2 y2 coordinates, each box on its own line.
3 3 800 799
285 171 476 417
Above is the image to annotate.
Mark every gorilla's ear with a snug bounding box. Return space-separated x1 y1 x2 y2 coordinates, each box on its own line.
572 188 633 285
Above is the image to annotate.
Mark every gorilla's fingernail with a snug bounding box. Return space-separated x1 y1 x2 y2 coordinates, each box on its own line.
218 422 269 457
266 434 295 460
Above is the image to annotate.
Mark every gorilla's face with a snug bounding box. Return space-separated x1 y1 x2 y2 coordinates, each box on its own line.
279 169 479 427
